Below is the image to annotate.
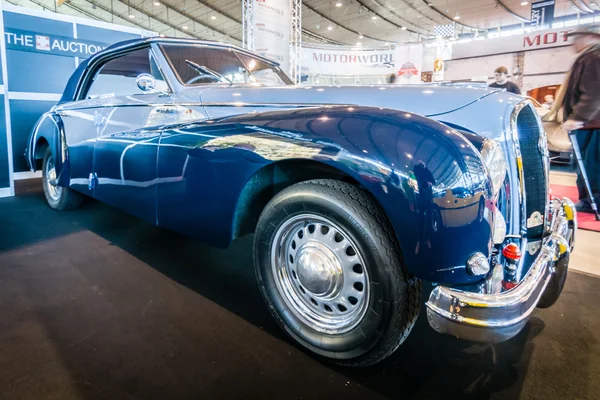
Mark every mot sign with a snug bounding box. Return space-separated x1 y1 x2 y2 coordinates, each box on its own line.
530 0 555 28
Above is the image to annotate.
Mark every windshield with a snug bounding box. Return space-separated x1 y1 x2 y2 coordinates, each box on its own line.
160 44 293 86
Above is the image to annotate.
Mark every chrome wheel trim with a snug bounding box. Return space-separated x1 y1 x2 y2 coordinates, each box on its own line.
271 214 370 335
45 155 62 202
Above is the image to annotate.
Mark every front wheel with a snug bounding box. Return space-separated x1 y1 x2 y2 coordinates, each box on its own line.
41 147 83 211
254 179 420 366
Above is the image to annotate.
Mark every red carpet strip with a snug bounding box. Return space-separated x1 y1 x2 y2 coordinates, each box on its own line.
550 184 600 232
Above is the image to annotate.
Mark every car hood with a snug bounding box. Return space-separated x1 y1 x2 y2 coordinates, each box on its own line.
188 84 503 117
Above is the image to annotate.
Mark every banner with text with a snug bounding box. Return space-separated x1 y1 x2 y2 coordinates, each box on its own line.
531 0 555 28
4 28 108 58
253 0 291 74
451 26 573 59
301 44 423 83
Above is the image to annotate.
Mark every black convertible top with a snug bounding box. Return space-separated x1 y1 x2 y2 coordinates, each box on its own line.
58 37 280 104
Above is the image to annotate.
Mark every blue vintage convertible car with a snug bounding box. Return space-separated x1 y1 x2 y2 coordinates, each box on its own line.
25 38 576 366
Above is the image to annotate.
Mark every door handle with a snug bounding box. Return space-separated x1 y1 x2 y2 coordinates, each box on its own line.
155 107 176 114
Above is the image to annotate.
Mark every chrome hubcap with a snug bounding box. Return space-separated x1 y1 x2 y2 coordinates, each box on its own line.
271 214 369 334
45 155 62 201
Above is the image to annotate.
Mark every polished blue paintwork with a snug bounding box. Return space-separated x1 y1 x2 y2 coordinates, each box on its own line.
152 107 494 284
24 38 516 287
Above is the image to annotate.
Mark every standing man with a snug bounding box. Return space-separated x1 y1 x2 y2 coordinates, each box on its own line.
488 66 522 94
557 24 600 212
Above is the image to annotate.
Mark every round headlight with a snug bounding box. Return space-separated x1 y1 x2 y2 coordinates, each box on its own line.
480 139 507 196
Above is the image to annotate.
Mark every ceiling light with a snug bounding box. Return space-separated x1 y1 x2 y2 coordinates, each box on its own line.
520 1 529 5
327 25 333 31
211 15 217 20
401 26 407 30
153 1 160 5
372 16 378 20
358 34 363 38
128 14 135 19
384 42 389 46
335 1 342 7
182 25 189 30
454 15 460 20
356 42 362 46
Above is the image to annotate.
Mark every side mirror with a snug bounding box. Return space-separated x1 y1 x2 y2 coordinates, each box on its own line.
136 73 156 92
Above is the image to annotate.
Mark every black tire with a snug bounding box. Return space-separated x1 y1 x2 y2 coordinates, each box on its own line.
254 179 420 366
537 254 569 309
41 147 83 211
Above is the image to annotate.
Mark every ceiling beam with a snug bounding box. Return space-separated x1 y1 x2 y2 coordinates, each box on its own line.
395 0 443 27
303 2 387 43
159 0 239 40
354 0 428 35
419 0 477 30
496 1 530 23
573 0 595 13
303 29 346 45
583 0 600 11
124 0 235 42
85 0 198 38
189 0 348 46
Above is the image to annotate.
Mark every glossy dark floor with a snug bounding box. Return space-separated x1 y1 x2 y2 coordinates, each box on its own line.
1 185 599 399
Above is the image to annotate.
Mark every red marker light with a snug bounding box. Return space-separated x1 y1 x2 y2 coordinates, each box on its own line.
502 280 518 290
502 243 522 261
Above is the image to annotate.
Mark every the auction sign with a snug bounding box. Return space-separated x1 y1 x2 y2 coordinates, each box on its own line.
4 28 108 58
253 0 291 74
302 44 423 83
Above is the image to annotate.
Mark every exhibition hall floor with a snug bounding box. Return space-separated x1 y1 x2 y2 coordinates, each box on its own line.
0 176 599 400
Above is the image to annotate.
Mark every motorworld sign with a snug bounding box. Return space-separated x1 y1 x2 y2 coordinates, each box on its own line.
4 28 107 58
302 44 423 83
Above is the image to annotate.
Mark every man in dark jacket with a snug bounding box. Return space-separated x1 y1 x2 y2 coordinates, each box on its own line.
561 24 600 212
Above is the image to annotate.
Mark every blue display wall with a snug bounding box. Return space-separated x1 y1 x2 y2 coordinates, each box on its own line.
0 3 154 197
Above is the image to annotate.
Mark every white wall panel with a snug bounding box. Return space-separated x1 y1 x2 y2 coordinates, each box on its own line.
445 54 517 82
523 47 576 75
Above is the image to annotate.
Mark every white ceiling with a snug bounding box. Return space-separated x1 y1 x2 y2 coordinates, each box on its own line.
7 0 597 47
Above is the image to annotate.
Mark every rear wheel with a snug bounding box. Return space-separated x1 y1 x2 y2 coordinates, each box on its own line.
42 147 83 211
254 179 420 366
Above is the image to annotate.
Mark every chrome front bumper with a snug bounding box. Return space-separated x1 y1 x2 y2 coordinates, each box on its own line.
426 198 576 343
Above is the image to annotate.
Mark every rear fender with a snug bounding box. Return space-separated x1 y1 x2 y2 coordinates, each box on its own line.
26 112 70 186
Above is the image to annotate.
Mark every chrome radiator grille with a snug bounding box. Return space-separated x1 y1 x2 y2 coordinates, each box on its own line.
517 105 548 238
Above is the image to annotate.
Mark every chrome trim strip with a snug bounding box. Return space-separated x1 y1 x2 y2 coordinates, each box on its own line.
425 197 574 343
202 102 345 108
56 102 175 112
509 99 530 237
55 102 344 112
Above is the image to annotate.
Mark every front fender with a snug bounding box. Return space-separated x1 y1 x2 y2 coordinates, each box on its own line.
199 106 495 285
25 112 70 186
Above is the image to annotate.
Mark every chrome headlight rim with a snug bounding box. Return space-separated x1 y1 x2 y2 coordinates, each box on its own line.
480 139 508 197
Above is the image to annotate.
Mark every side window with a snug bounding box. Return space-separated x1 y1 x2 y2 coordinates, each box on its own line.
85 48 168 99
